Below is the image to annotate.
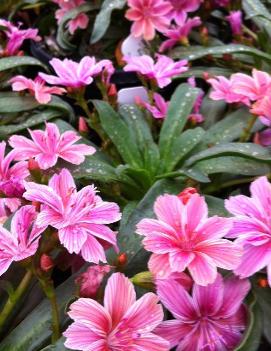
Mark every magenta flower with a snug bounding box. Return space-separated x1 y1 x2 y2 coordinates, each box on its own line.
10 75 66 104
39 57 109 89
225 176 271 286
208 76 250 105
188 76 204 123
255 129 271 147
0 19 40 56
23 169 121 263
155 274 250 351
124 54 188 88
226 10 243 36
75 264 111 298
64 272 169 350
168 0 202 23
0 205 45 276
9 122 95 170
0 141 29 218
52 0 89 35
137 93 169 119
160 13 201 51
136 193 241 286
125 0 172 41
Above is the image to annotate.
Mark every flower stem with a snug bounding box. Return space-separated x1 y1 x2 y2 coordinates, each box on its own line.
38 278 60 344
239 115 258 142
0 270 33 332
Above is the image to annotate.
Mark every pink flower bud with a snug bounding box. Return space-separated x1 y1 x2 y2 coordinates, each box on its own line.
177 187 198 204
40 254 54 272
78 117 89 133
28 158 40 171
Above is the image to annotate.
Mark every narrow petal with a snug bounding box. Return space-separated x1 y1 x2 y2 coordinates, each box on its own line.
80 235 106 263
155 320 193 348
188 253 217 286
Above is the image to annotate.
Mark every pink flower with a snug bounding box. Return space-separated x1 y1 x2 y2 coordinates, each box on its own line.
39 57 110 89
136 193 241 286
125 0 172 41
251 96 271 122
225 176 271 286
23 169 121 264
159 13 201 51
124 54 188 88
168 0 202 23
231 69 271 102
52 0 89 35
64 272 170 350
75 264 111 298
188 76 204 123
255 128 271 147
9 122 95 170
0 205 45 276
10 76 66 104
226 10 243 36
0 141 29 217
155 274 250 351
0 19 40 56
208 76 250 105
136 93 169 119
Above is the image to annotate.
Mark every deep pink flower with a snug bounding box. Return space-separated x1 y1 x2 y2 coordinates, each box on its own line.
9 122 95 170
124 54 188 88
10 75 66 104
39 57 110 89
231 69 271 102
226 10 243 36
52 0 89 35
225 176 271 286
155 274 250 351
64 272 169 350
125 0 172 41
160 13 201 52
75 264 111 298
0 142 29 217
136 193 241 286
0 19 40 56
23 169 121 264
168 0 202 24
0 205 45 276
208 76 250 105
136 93 169 119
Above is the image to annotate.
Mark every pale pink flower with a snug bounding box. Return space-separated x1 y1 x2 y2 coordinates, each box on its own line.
23 169 121 264
10 75 66 104
136 93 169 119
125 0 172 41
160 13 201 52
208 76 250 105
0 141 29 217
155 274 250 351
64 272 169 350
226 10 243 36
0 205 45 276
0 19 40 56
39 57 110 89
124 54 188 88
52 0 89 35
9 122 95 170
231 69 271 102
168 0 202 23
75 264 111 298
225 176 271 286
136 193 241 286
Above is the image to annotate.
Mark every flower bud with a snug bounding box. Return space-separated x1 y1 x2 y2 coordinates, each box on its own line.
178 187 198 204
117 253 127 266
78 117 89 133
40 254 54 272
131 271 154 290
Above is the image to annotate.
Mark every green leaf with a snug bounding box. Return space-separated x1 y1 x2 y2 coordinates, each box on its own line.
0 110 61 138
90 0 127 44
234 296 262 351
185 142 271 166
170 44 271 64
72 158 119 182
56 3 98 50
254 280 271 345
201 95 226 129
46 96 75 122
157 167 210 183
159 84 200 172
205 195 229 217
165 127 205 172
0 93 39 113
243 0 271 38
177 66 233 79
110 179 186 275
0 270 81 351
0 56 45 72
196 156 271 176
40 337 67 350
93 100 143 168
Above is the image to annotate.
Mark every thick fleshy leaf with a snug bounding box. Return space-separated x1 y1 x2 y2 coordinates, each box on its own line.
0 56 45 72
243 0 271 38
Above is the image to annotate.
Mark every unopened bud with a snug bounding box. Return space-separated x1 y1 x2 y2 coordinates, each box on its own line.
40 254 54 272
131 271 154 290
258 278 269 288
178 187 198 204
28 158 40 171
117 253 127 266
78 117 89 133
